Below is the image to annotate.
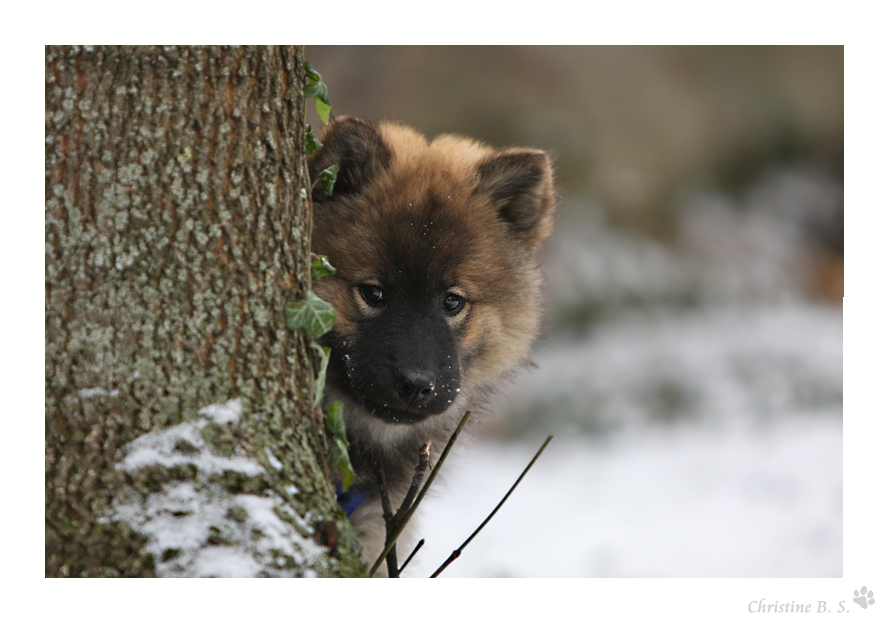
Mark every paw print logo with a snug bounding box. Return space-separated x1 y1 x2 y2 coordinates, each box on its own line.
853 586 875 610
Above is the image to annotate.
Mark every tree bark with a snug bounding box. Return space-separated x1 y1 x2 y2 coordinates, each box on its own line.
45 45 363 577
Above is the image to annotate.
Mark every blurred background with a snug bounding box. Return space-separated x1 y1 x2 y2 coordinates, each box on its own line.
305 46 843 577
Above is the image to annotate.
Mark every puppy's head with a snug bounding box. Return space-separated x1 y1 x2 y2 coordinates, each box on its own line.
310 117 555 425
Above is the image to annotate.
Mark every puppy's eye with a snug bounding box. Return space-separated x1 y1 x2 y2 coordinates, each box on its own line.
443 292 465 315
359 284 385 306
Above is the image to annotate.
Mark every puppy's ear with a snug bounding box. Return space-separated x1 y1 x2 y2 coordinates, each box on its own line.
475 149 555 249
309 117 392 201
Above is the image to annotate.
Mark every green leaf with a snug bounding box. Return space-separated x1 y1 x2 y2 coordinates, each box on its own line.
331 438 355 491
316 165 339 197
310 341 331 408
315 97 332 125
311 255 336 281
325 401 346 442
303 61 322 84
303 74 331 106
326 401 355 491
303 80 324 100
303 62 332 125
325 401 355 491
285 291 336 337
305 127 323 158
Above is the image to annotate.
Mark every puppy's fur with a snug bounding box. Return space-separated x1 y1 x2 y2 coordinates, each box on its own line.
309 117 555 572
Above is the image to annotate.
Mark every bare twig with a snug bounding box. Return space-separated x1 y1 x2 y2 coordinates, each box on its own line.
369 410 474 576
394 442 431 525
376 443 430 577
382 444 431 577
376 466 400 578
430 433 555 578
397 538 425 575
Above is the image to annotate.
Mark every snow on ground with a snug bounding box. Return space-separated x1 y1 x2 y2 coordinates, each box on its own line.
499 303 842 435
407 415 841 578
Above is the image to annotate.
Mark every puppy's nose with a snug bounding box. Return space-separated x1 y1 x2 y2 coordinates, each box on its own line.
396 369 436 406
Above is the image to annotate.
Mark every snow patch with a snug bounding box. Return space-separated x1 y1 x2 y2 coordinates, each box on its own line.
265 448 283 471
117 419 261 476
109 398 326 577
198 397 244 424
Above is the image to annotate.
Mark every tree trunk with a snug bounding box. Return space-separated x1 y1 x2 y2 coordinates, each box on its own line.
45 45 363 577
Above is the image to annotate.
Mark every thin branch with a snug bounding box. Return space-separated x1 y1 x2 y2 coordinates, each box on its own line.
397 538 425 576
376 465 399 578
393 441 430 526
369 409 474 576
377 443 429 578
384 445 430 577
430 433 555 578
308 177 321 199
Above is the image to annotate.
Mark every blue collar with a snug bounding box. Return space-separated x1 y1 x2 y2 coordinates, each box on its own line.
336 482 369 517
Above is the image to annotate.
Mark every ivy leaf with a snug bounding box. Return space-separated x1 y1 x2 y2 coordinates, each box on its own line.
314 97 332 125
302 62 326 99
326 401 355 491
303 61 322 83
310 341 330 408
325 400 346 441
285 291 336 338
303 61 332 124
303 62 327 99
305 127 323 158
316 165 339 197
311 255 336 281
331 438 354 491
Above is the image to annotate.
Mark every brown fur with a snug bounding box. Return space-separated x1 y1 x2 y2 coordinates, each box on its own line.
309 117 555 573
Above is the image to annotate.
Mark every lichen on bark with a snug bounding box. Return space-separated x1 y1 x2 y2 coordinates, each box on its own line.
45 45 364 577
